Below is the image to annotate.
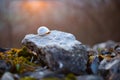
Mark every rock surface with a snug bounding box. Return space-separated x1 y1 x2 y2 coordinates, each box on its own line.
98 57 120 78
22 30 88 74
77 75 104 80
0 60 12 74
93 40 116 50
1 72 14 80
99 58 120 71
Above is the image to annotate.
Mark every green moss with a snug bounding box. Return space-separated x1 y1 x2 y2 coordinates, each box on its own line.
20 77 37 80
0 46 38 73
65 73 76 80
42 77 60 80
18 47 32 57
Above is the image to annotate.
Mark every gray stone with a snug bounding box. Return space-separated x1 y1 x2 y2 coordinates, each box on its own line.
0 60 12 74
114 43 120 54
99 58 120 70
77 75 104 80
22 30 88 74
109 74 120 80
1 72 14 80
90 56 99 74
98 57 120 78
30 70 64 79
93 40 116 50
109 58 120 74
30 69 54 79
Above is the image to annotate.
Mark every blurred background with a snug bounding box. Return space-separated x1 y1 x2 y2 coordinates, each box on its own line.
0 0 120 48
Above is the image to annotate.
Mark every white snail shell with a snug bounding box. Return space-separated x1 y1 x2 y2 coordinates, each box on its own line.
37 26 50 36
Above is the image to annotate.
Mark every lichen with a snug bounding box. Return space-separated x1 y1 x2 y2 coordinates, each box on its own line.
20 77 37 80
0 46 38 73
65 73 76 80
42 77 60 80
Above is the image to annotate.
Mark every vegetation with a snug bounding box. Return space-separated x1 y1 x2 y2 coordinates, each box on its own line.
0 46 38 74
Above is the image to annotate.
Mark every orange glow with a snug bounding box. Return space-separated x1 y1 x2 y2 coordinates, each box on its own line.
23 1 48 12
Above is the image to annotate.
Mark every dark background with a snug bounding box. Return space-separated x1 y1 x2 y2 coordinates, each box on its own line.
0 0 120 48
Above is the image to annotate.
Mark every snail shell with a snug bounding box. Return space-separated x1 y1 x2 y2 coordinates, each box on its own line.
37 26 50 36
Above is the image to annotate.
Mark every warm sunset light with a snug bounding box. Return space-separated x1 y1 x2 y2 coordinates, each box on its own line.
23 1 48 12
0 1 120 79
0 0 120 49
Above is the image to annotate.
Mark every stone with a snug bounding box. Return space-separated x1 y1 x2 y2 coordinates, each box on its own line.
109 74 120 80
22 30 88 75
30 69 55 79
114 43 120 54
93 40 116 50
110 58 120 74
1 72 14 80
98 57 120 78
22 68 64 80
0 48 10 52
0 60 12 74
99 58 120 71
90 56 99 74
77 75 104 80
